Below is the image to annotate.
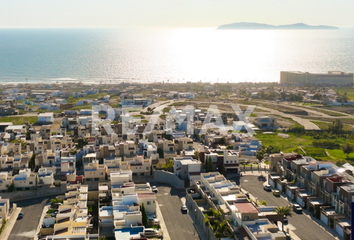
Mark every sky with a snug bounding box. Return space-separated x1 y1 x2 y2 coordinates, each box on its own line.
0 0 353 28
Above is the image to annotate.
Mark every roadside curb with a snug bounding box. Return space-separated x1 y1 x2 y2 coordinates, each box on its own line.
35 204 50 239
1 207 22 240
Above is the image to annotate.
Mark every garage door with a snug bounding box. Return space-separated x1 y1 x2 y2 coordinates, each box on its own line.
336 224 344 237
320 213 328 225
297 195 303 207
269 178 274 188
287 189 293 199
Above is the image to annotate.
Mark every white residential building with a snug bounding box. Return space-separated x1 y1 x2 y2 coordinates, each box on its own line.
13 168 37 190
174 157 201 184
37 167 54 186
38 112 54 123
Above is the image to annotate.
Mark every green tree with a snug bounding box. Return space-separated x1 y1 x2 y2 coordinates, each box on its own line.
342 143 354 157
193 151 200 160
164 157 174 172
157 148 163 158
329 119 343 134
256 150 265 162
29 153 36 170
206 156 213 172
141 203 148 227
7 183 15 192
226 145 234 150
274 206 293 232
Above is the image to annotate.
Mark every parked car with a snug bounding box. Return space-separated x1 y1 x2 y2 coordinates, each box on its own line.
142 228 162 238
17 212 24 220
263 184 272 191
147 213 156 220
152 186 158 193
293 204 303 213
181 205 188 213
272 190 281 196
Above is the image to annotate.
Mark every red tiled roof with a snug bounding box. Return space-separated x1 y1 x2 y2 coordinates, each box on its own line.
137 193 156 199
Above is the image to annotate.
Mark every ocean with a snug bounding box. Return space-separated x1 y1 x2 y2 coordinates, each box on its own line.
0 28 353 84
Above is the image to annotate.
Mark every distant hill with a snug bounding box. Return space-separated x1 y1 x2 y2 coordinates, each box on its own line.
217 22 339 30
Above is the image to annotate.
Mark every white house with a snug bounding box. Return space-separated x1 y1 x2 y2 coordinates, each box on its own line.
37 167 54 186
38 112 54 123
173 157 201 184
13 168 37 190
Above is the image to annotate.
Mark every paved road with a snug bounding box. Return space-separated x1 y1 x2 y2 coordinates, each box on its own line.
205 101 321 130
237 175 337 240
8 197 49 240
155 184 200 240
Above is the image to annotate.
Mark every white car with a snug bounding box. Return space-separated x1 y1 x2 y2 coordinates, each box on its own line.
152 186 158 193
263 184 272 191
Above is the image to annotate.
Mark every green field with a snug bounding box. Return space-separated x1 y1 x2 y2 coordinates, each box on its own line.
256 132 313 153
333 87 354 100
0 116 38 125
256 131 354 163
312 121 353 131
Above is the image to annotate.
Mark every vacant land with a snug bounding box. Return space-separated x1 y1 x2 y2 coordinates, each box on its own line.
0 116 38 125
256 131 354 163
311 121 353 131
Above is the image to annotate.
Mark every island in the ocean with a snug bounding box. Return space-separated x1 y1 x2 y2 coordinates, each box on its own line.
217 22 339 30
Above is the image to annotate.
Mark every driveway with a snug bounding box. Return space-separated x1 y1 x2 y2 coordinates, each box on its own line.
155 184 200 240
8 197 49 240
239 175 338 240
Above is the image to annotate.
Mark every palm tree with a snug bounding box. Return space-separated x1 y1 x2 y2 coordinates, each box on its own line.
274 206 292 232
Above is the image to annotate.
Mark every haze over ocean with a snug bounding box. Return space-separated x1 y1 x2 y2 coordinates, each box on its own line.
0 28 353 84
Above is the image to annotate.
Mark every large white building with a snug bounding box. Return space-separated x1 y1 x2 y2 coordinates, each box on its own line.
38 112 54 123
280 71 354 86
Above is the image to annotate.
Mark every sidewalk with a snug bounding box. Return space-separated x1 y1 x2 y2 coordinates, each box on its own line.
35 204 50 239
156 200 171 240
1 207 22 240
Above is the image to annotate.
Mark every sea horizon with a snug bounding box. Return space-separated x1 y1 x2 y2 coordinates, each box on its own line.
1 27 354 85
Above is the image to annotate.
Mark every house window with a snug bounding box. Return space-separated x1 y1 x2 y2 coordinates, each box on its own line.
29 181 33 185
100 172 103 175
147 201 151 205
226 161 228 163
146 167 149 170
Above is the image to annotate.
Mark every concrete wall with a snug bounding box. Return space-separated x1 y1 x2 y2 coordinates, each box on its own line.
0 185 67 201
186 194 218 240
153 170 185 189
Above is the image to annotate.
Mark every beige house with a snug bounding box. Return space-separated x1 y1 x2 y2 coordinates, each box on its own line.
129 156 151 177
158 139 177 158
0 172 13 192
115 141 136 159
84 160 107 181
0 197 10 220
